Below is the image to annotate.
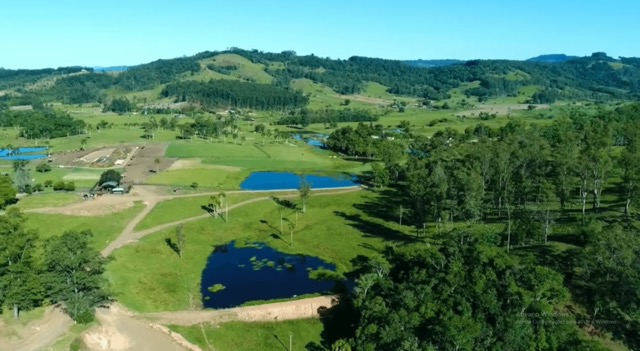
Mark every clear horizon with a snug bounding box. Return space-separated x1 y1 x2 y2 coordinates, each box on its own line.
1 0 638 69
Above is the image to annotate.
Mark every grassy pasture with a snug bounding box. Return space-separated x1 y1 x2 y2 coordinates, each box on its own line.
106 190 399 312
147 167 250 189
165 141 269 159
170 319 324 351
134 191 296 231
13 192 81 210
24 202 145 250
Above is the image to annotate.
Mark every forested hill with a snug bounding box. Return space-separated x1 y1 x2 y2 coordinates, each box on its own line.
4 48 640 108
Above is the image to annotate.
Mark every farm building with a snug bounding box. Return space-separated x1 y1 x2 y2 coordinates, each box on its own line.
100 181 119 191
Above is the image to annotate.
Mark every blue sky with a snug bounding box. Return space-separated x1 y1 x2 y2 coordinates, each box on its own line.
1 0 638 69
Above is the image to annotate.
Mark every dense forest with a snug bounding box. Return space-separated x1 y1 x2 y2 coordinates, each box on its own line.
161 79 309 110
319 103 640 350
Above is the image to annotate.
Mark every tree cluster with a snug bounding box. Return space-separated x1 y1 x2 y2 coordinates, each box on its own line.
0 209 109 322
0 108 86 139
276 108 379 127
161 79 308 110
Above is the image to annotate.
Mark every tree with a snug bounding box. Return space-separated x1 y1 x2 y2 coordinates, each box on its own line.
218 192 228 221
13 161 31 193
298 178 311 213
0 176 17 209
154 158 161 173
286 218 296 246
43 230 109 323
36 162 52 173
98 169 121 186
0 208 44 319
43 180 53 188
80 138 88 151
64 181 76 192
370 162 389 189
53 181 67 191
396 205 407 226
175 224 186 258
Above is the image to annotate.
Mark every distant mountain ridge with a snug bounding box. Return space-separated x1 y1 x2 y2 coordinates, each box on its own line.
525 54 580 63
403 54 582 67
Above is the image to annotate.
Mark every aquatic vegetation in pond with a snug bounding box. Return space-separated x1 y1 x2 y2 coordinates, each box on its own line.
201 241 340 308
208 284 226 294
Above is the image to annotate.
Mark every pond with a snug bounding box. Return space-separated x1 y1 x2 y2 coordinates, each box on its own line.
240 172 357 191
201 241 339 308
0 147 49 161
293 134 328 148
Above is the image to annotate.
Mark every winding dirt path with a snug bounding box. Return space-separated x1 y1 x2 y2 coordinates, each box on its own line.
0 307 74 351
18 185 361 350
101 186 362 256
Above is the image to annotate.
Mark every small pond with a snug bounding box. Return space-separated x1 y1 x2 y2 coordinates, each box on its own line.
0 147 49 161
240 172 357 191
294 134 328 148
201 241 339 308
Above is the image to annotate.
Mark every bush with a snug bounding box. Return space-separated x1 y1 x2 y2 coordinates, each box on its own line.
64 182 76 191
53 181 66 191
33 183 43 192
190 182 199 189
44 180 53 188
36 163 51 173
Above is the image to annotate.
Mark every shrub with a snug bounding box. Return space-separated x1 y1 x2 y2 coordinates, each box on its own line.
36 163 51 173
53 181 66 191
44 180 53 188
64 182 76 191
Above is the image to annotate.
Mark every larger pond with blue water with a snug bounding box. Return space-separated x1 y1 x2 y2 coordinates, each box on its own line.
201 241 339 308
0 147 49 161
240 172 357 190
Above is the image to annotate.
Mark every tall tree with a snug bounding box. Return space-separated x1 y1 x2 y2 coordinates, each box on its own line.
175 224 186 258
0 208 44 319
298 178 311 213
43 230 109 323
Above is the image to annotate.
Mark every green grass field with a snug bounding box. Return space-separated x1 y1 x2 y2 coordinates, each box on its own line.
134 192 286 231
106 190 400 312
165 142 269 159
24 202 145 250
13 192 81 210
170 319 324 351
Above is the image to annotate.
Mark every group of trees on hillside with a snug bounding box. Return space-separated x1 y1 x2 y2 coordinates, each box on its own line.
321 103 640 350
276 108 380 127
161 79 309 110
0 108 86 139
13 48 639 109
0 208 109 322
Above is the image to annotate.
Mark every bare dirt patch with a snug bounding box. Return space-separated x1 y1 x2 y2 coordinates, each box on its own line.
121 143 175 185
77 148 115 163
29 195 138 216
84 304 188 351
0 307 74 351
168 159 241 172
146 296 337 326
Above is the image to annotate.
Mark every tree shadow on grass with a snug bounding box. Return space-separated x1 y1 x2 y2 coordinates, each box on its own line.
334 211 418 244
165 238 180 257
272 334 288 351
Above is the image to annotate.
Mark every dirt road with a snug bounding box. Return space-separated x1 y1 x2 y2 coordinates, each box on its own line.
0 307 74 351
83 304 191 351
145 296 337 326
101 186 362 256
